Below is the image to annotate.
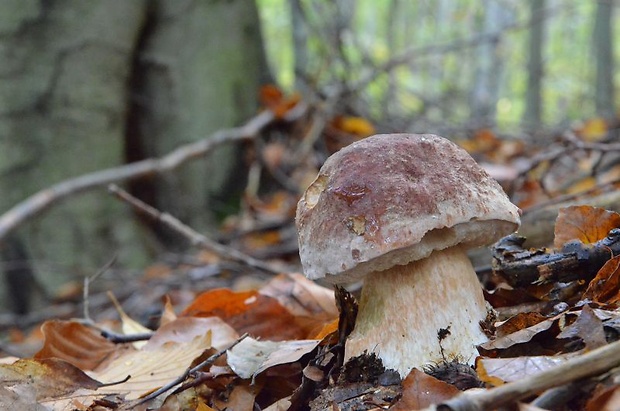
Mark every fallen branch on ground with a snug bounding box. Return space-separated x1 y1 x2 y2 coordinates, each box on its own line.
108 184 286 274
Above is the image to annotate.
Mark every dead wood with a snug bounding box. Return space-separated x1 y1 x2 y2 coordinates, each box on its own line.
492 229 620 287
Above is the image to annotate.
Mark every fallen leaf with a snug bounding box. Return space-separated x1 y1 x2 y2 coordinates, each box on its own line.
226 337 320 380
584 255 620 305
181 288 306 340
147 316 238 350
91 332 214 400
259 84 300 118
496 312 548 338
477 354 572 385
0 358 101 400
390 368 460 410
212 380 260 411
34 320 116 371
554 206 620 248
108 291 151 349
331 116 375 137
557 305 607 350
479 313 563 351
586 384 620 411
577 117 608 142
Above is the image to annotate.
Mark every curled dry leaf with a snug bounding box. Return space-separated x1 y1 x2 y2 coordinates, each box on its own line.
584 255 620 306
227 337 320 380
556 305 607 351
479 313 563 351
34 320 116 371
554 206 620 248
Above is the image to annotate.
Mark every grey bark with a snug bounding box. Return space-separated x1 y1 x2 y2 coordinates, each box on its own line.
0 0 150 311
593 0 615 119
132 0 270 240
523 0 546 128
0 0 270 312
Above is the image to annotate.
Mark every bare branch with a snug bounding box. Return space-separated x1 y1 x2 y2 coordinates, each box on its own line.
108 184 286 274
0 108 303 242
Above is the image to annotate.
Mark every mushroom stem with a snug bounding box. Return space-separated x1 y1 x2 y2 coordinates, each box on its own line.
345 246 489 377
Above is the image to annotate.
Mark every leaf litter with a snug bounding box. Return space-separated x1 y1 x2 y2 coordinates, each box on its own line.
2 93 620 409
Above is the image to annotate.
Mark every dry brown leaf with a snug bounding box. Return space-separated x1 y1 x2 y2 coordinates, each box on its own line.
212 380 260 411
260 273 338 318
586 384 620 411
479 313 562 351
390 368 460 410
496 312 547 338
554 206 620 248
477 354 572 385
180 288 306 341
226 337 320 380
91 332 214 400
147 316 238 350
584 255 620 305
34 320 116 371
259 84 300 119
160 295 178 327
557 305 607 351
0 358 101 401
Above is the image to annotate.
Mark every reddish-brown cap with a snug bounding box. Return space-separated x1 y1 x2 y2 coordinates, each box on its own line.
296 133 520 283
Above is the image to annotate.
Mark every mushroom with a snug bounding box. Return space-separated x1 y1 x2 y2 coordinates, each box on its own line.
296 133 520 377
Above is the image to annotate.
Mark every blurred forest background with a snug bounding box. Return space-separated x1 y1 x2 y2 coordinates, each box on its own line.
0 0 617 316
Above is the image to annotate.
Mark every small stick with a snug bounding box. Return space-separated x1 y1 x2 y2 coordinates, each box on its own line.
135 332 249 406
83 255 118 322
108 184 285 275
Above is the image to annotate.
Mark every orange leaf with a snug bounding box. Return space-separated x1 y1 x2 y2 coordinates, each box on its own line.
34 320 116 371
331 116 375 137
390 369 460 410
554 206 620 248
180 289 306 341
584 255 620 306
259 84 300 119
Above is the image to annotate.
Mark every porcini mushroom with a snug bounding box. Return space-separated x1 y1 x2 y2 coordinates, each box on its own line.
296 133 520 377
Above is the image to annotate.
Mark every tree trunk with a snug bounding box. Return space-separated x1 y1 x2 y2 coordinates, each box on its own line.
0 0 271 312
129 0 271 244
523 0 546 128
593 0 615 119
0 0 150 312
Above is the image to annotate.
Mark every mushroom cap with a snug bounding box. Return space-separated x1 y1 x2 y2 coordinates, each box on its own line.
296 133 521 283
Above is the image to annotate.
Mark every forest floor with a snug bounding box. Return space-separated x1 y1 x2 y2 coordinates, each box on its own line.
1 91 620 410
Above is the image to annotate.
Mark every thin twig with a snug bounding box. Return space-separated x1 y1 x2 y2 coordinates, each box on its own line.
83 255 118 322
135 332 249 406
0 108 298 242
108 184 286 275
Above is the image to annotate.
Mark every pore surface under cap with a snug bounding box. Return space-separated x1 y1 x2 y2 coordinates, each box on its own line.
296 133 520 283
